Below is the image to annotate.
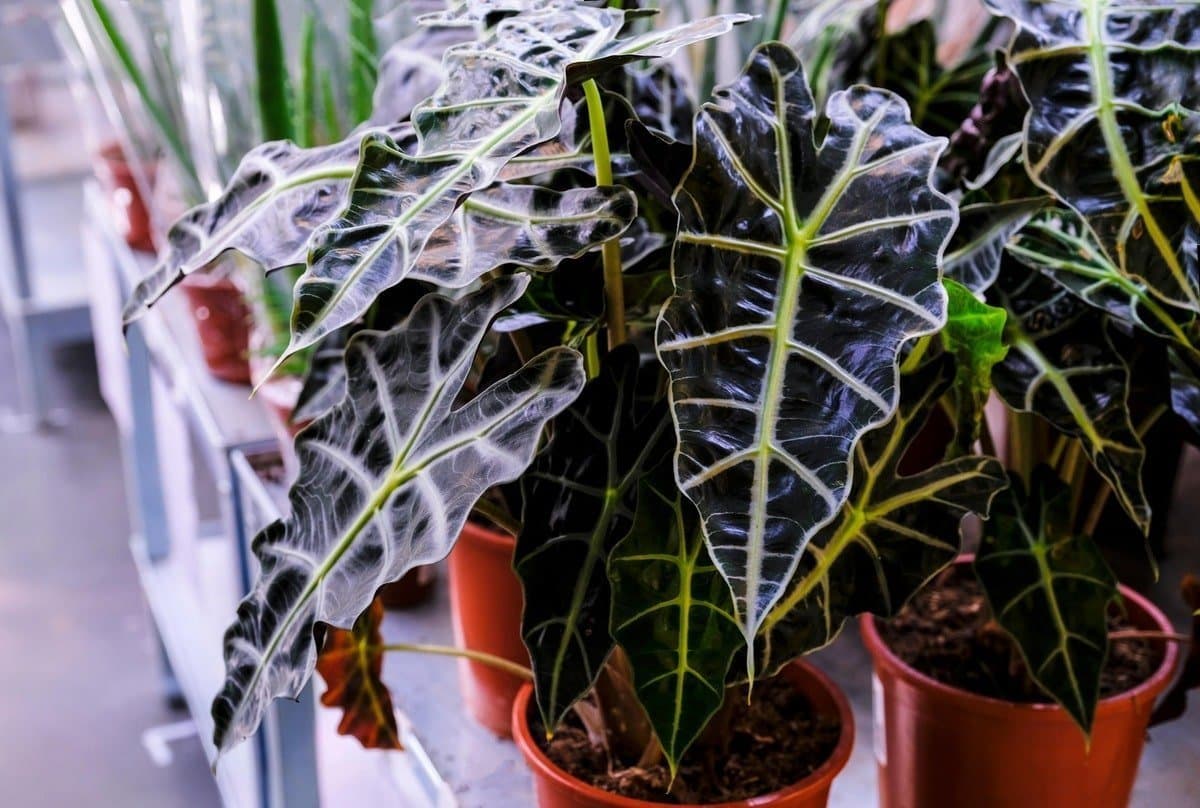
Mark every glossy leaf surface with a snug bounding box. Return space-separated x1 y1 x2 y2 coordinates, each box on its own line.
608 467 743 774
515 345 670 729
286 5 748 365
974 466 1119 734
758 358 1007 669
123 131 388 320
991 264 1150 531
314 598 401 750
212 277 584 753
989 0 1200 310
657 43 954 658
1007 209 1200 360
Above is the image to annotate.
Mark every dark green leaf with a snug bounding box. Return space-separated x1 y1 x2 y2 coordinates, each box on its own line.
286 6 748 366
515 345 671 728
212 277 584 754
988 0 1200 311
991 264 1150 531
608 466 743 775
253 0 295 142
942 278 1009 452
974 466 1119 734
758 357 1007 669
1007 209 1200 360
657 43 955 663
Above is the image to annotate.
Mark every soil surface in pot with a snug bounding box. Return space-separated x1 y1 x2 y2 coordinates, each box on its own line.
533 674 840 804
878 566 1162 703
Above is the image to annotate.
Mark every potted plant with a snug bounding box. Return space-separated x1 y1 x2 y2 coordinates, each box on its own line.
118 0 1196 805
809 1 1197 805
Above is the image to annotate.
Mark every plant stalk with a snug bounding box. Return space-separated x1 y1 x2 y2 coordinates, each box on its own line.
380 643 533 680
470 498 521 536
582 79 627 348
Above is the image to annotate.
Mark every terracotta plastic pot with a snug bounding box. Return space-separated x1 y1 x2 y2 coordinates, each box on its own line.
180 274 252 384
448 521 528 736
94 142 156 253
861 566 1180 808
512 661 855 808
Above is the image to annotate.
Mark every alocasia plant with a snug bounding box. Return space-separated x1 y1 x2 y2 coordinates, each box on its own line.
117 0 1194 794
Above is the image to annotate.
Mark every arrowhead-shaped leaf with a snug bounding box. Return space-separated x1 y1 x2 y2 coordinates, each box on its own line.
315 598 401 750
987 0 1200 311
608 466 743 774
656 43 955 663
123 131 392 321
515 345 671 729
285 5 749 365
974 466 1119 735
211 276 584 753
990 263 1150 532
758 357 1007 669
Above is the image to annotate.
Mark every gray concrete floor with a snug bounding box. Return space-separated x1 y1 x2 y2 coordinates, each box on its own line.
0 333 221 807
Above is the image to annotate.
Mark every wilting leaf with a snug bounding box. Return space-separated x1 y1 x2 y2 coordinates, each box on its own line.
758 357 1007 669
974 466 1119 735
212 276 584 753
609 465 745 774
285 5 748 366
515 345 670 729
988 0 1200 311
990 263 1150 532
1007 209 1200 361
1150 573 1200 725
942 279 1009 452
656 43 954 663
315 599 401 750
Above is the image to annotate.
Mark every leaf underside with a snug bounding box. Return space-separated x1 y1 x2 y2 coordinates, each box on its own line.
315 598 401 750
212 276 584 753
515 344 670 729
974 466 1119 734
758 357 1008 670
657 43 954 662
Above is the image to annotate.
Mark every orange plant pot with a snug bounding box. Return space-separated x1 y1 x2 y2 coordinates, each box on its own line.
94 142 156 253
512 661 855 808
861 572 1180 808
448 521 528 736
180 274 252 384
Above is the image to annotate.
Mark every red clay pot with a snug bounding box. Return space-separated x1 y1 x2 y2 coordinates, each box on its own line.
94 142 156 253
180 273 252 384
861 566 1180 808
512 661 855 808
448 521 528 736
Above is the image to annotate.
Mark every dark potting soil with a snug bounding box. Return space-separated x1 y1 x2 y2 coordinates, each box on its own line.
534 674 841 804
878 566 1163 703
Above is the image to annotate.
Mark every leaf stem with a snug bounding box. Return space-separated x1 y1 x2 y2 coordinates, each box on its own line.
380 643 533 680
583 79 626 348
471 498 521 536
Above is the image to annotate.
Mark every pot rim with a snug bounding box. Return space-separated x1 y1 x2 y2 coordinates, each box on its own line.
511 660 855 807
860 555 1181 720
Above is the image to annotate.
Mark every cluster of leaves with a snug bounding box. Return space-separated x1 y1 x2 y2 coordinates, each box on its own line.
122 0 1198 778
